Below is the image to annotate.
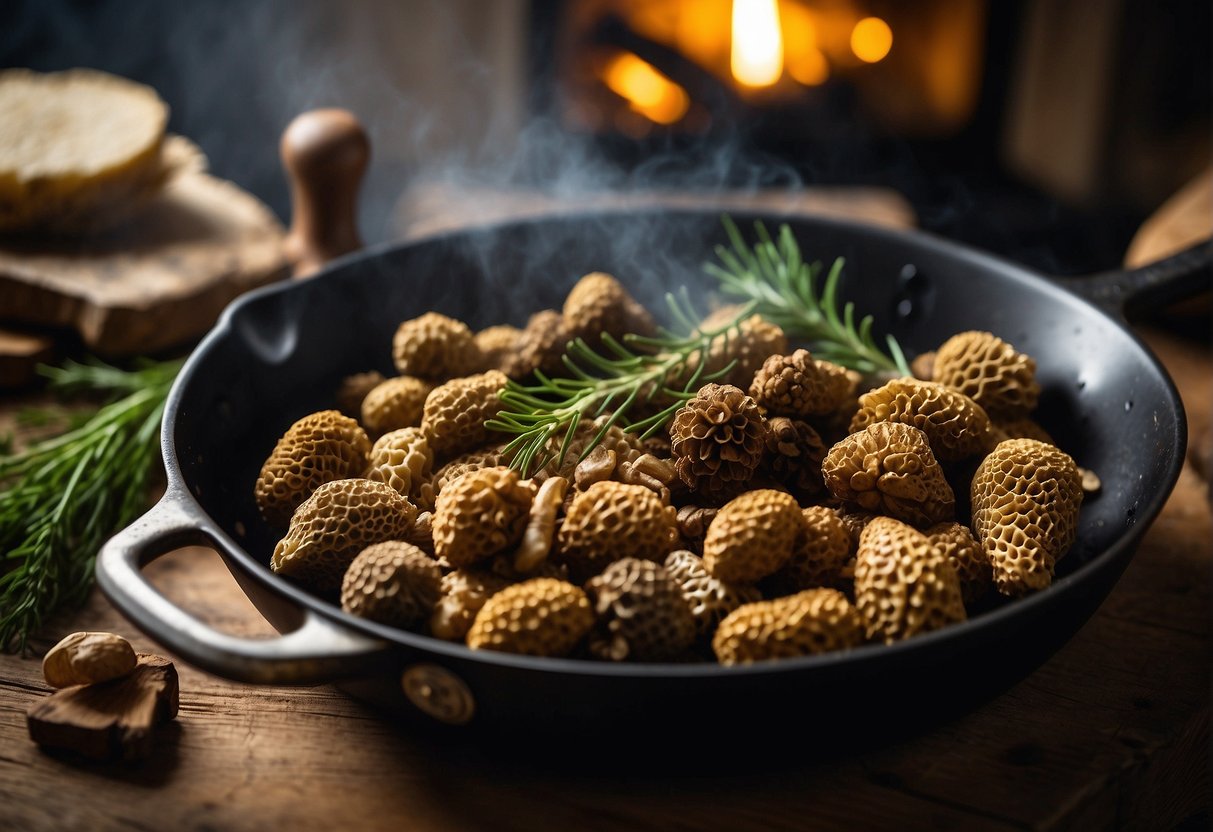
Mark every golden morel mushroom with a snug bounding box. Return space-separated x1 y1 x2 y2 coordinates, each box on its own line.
501 309 570 379
931 330 1040 419
712 589 865 665
341 541 441 629
421 370 509 460
664 550 762 639
695 308 788 389
391 311 482 380
822 422 956 528
466 578 594 657
670 383 768 503
971 438 1083 597
853 516 966 644
775 506 853 591
413 444 509 512
585 558 697 662
272 478 417 594
749 349 852 418
474 324 523 374
556 481 678 581
433 466 534 568
849 378 994 462
255 410 371 527
702 489 803 584
562 271 656 348
364 427 434 497
926 521 991 606
430 568 512 641
360 376 434 437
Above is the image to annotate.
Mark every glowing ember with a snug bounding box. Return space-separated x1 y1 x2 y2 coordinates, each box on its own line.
603 52 691 125
850 16 893 64
731 0 783 88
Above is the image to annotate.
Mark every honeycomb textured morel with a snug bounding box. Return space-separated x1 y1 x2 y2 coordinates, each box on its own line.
712 589 864 665
413 445 508 511
702 489 803 584
699 310 789 389
475 325 523 374
776 506 853 591
849 378 994 462
853 516 966 644
364 427 434 497
763 416 827 497
585 558 697 661
932 331 1040 419
502 309 570 379
664 550 761 639
421 370 508 460
392 311 482 380
971 438 1083 597
926 521 991 605
750 349 852 418
271 479 417 594
336 370 386 418
466 578 594 657
341 541 441 629
433 466 534 568
360 376 434 438
430 568 512 641
670 383 768 503
255 410 371 527
822 422 955 528
562 272 656 348
556 481 678 580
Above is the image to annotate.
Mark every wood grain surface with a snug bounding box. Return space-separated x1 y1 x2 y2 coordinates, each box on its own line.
0 326 1208 832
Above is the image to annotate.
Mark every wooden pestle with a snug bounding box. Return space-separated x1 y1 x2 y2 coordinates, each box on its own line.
280 109 369 278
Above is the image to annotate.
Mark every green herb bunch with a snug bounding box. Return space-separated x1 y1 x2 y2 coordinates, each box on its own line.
0 358 181 653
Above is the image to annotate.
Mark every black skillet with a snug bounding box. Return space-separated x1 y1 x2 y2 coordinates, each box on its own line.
95 208 1209 739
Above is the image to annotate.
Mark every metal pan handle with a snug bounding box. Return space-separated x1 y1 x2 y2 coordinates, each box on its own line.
1052 239 1211 319
95 486 393 685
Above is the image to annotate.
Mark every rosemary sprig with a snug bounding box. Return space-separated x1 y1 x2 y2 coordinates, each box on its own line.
705 216 911 376
486 293 753 477
0 358 180 653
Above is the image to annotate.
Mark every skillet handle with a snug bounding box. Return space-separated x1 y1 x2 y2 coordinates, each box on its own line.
1052 239 1211 319
95 487 393 685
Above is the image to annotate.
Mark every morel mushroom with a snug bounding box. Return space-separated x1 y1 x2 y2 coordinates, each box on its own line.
702 489 803 584
466 578 594 657
931 330 1040 419
433 466 534 568
341 541 441 629
670 383 768 503
391 311 482 380
849 378 994 462
712 589 864 665
585 558 697 662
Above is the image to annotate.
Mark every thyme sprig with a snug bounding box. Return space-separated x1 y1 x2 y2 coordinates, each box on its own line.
486 293 753 477
0 358 181 653
705 217 911 376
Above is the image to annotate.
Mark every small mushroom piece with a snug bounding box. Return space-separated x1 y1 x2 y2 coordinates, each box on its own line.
556 481 678 581
360 376 434 438
430 569 512 641
421 370 509 461
433 467 534 568
822 422 956 528
43 632 138 688
271 479 417 594
971 438 1083 597
341 541 442 629
664 550 762 639
585 558 697 662
675 505 718 555
849 378 995 462
926 521 991 606
762 416 827 498
466 578 594 657
931 330 1040 420
364 427 434 497
749 349 852 418
712 589 864 665
392 311 482 380
854 516 966 644
702 489 803 584
514 476 569 573
254 410 371 527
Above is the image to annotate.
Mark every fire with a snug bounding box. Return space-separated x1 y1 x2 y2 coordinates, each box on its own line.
850 16 893 64
602 53 690 125
731 0 783 88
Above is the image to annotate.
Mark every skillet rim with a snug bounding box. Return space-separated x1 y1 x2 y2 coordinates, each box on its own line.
163 205 1188 679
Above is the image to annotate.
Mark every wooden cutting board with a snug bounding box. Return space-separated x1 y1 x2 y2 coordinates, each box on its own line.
0 167 288 359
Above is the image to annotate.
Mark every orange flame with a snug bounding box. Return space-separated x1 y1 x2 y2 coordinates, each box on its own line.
603 53 691 125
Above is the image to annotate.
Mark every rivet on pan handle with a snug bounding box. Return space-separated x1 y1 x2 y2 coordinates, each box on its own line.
95 485 393 685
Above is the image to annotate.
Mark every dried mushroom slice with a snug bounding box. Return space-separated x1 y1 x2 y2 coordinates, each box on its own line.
361 376 434 437
931 331 1040 419
670 383 768 504
926 521 991 606
776 506 853 591
430 568 512 641
433 466 534 568
364 427 434 497
562 272 656 348
392 311 482 380
466 578 594 657
712 589 864 665
849 378 994 462
822 422 955 528
255 410 371 528
664 550 761 639
702 489 803 584
335 370 386 418
271 479 417 594
585 558 696 662
502 310 570 379
341 541 441 629
421 370 509 460
854 516 966 644
556 481 678 581
971 438 1083 597
749 349 851 418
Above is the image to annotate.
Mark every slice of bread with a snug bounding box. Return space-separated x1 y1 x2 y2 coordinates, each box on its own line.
0 68 171 233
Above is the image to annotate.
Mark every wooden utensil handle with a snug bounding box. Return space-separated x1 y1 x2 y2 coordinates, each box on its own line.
280 108 369 278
